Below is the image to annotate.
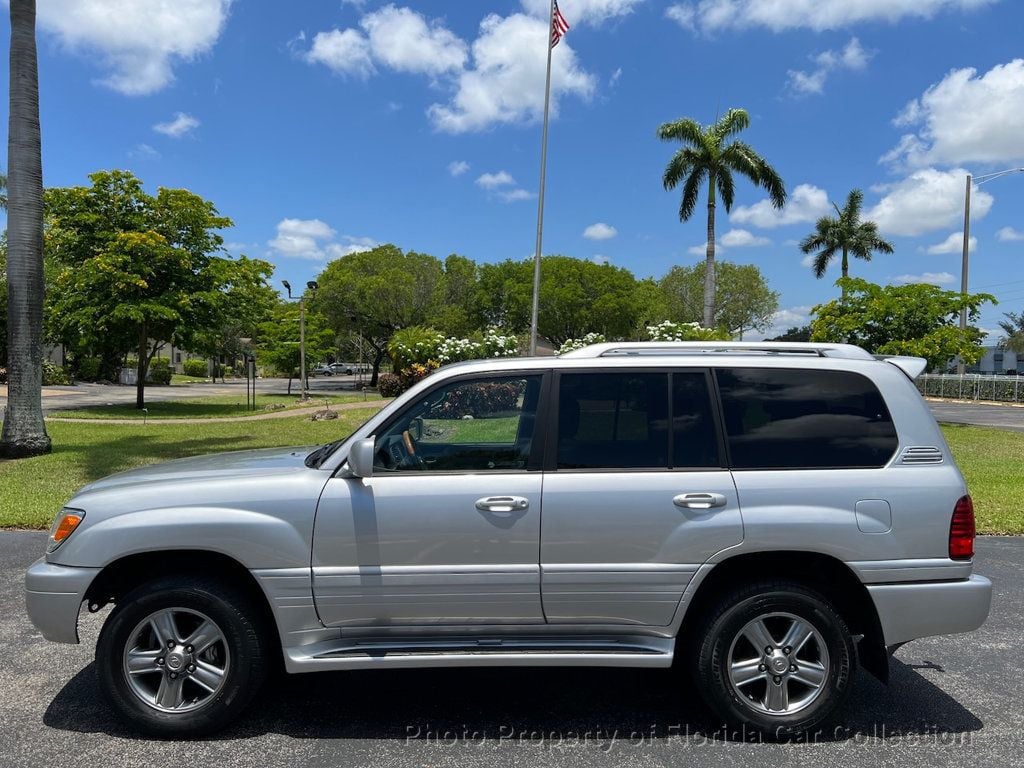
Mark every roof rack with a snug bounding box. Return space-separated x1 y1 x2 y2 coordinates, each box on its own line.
558 341 876 361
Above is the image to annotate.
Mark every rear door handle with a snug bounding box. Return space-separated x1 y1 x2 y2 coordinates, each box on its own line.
475 496 530 513
673 492 727 510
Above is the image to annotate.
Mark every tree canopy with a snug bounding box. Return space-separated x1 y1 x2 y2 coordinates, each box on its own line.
811 277 995 370
659 261 779 336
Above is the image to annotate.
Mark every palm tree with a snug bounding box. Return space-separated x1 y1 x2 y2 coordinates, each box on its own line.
799 189 894 298
1 0 51 458
658 108 786 328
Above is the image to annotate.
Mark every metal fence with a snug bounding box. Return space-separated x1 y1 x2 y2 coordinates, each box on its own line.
917 374 1024 404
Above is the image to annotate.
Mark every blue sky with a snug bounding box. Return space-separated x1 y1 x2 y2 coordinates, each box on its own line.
4 0 1024 338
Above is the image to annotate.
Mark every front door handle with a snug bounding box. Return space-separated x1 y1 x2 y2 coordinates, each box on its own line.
673 492 727 510
475 496 530 513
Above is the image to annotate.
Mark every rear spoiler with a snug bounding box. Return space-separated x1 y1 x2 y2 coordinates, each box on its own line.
878 355 928 380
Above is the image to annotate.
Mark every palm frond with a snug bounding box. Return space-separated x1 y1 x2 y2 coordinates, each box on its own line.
657 118 705 148
714 108 750 140
679 166 706 222
716 168 736 211
662 148 699 191
813 251 832 279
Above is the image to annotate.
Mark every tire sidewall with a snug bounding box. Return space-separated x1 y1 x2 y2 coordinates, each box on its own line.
96 580 264 737
700 587 854 737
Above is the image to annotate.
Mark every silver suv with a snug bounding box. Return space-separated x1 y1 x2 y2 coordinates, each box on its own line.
26 342 992 737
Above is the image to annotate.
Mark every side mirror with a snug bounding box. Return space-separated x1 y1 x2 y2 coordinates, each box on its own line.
347 437 375 478
409 417 424 441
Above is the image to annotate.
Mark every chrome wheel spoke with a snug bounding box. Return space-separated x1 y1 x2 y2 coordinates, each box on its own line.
729 658 765 688
780 618 813 655
191 660 227 693
765 677 790 712
149 610 180 647
742 619 776 651
155 674 186 710
791 660 827 688
125 648 162 675
184 620 222 655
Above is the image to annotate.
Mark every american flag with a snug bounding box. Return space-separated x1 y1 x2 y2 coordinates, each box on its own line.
550 1 570 48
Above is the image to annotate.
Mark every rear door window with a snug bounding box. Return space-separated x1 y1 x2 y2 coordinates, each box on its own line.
715 368 898 469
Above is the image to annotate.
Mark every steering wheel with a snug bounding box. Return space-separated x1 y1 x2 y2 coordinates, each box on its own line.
401 430 425 469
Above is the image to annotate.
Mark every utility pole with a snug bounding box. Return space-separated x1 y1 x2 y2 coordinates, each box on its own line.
282 279 318 400
957 174 971 376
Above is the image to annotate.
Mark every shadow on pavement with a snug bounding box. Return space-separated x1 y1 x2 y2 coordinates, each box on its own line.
43 656 982 744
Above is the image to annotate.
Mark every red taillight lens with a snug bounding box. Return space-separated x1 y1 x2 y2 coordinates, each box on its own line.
949 495 975 560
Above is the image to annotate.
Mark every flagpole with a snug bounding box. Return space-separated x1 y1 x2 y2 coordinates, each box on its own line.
528 0 556 356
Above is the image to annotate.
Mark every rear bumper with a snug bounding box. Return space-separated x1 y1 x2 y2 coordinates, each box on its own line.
25 558 101 644
867 575 992 647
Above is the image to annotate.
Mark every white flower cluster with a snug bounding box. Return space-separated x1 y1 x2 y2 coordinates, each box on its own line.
395 328 522 365
646 320 724 342
556 332 607 356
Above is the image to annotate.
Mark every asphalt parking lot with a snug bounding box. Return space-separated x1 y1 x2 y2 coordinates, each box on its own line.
2 533 1022 768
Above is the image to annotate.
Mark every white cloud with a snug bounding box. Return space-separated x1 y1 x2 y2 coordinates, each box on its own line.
721 228 771 247
731 183 831 229
670 0 996 33
893 272 957 285
997 226 1024 242
448 160 471 177
36 0 232 95
610 67 623 86
665 4 697 30
306 28 375 78
428 13 596 133
688 242 724 256
520 0 644 25
476 171 516 189
800 253 817 268
591 255 611 265
497 188 535 203
128 143 160 159
360 4 467 76
152 112 200 138
923 232 975 255
583 222 618 240
268 218 377 261
787 37 873 96
749 305 815 340
884 60 1024 167
867 168 992 236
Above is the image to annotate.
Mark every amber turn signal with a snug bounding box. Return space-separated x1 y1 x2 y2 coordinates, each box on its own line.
47 511 84 552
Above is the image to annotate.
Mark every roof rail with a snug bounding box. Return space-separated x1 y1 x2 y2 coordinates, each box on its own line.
558 341 876 361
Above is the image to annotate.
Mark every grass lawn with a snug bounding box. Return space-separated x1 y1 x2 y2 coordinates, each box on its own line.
0 409 381 529
170 374 210 384
941 424 1024 535
50 393 373 420
0 417 1019 534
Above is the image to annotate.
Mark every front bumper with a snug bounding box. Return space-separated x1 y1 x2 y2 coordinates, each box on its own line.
867 575 992 647
25 558 101 644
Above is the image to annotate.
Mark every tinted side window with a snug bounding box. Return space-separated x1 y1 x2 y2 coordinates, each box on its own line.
716 368 898 470
374 375 541 472
672 372 720 468
557 373 668 469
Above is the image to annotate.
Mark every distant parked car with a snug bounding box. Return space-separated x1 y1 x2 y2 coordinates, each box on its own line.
330 362 369 375
311 364 334 376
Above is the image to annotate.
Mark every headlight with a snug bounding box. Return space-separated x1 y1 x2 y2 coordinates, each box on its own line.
47 509 85 553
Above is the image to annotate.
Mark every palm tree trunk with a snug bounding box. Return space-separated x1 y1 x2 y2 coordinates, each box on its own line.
841 247 849 301
1 0 50 458
703 174 717 328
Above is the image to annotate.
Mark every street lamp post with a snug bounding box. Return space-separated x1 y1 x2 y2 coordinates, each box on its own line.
957 167 1024 374
282 279 319 400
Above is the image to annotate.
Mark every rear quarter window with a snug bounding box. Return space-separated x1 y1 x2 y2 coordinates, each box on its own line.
715 367 898 470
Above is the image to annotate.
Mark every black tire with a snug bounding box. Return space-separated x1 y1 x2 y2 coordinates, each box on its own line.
96 576 269 738
693 580 855 738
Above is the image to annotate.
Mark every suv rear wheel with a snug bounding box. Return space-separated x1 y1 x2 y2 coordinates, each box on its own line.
96 576 268 737
694 581 855 737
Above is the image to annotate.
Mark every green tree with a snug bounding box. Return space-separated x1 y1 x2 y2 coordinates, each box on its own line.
431 254 480 337
768 326 812 342
659 261 779 337
1 0 51 457
998 312 1024 355
811 277 995 370
799 189 894 298
314 244 444 385
44 170 262 408
256 301 335 395
658 108 786 328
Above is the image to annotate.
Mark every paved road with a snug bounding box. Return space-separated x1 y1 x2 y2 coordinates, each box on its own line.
0 377 372 415
928 400 1024 432
2 532 1021 768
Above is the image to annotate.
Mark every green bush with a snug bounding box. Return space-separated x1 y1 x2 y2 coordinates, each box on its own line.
147 358 172 385
183 359 208 378
377 373 403 398
42 361 71 386
74 356 102 382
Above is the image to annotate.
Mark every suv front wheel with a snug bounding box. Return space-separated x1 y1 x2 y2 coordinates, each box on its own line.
95 576 269 737
694 581 855 737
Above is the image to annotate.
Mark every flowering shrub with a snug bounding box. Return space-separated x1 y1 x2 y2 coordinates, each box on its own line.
387 327 522 395
556 333 606 355
646 320 731 342
42 361 72 386
435 380 525 418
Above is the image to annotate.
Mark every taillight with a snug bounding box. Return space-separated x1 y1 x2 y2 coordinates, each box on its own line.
949 495 975 560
